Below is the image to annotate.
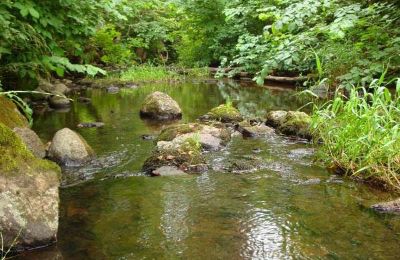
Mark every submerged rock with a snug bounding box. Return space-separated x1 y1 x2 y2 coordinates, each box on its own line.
278 111 312 139
200 104 243 123
0 96 29 128
266 111 288 128
106 86 120 94
152 166 187 177
13 127 46 158
226 156 265 174
0 123 60 252
140 91 182 120
77 122 105 128
371 199 400 214
48 128 94 166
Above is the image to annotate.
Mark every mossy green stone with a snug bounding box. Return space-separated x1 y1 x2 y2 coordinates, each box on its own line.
0 123 60 177
0 96 29 128
157 123 203 142
206 104 243 123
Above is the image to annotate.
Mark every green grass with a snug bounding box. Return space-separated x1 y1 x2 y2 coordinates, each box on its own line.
311 78 400 191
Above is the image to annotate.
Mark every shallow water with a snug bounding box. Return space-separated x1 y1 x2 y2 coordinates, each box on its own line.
18 80 400 259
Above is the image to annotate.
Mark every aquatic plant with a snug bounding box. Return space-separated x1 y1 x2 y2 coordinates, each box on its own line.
311 77 400 191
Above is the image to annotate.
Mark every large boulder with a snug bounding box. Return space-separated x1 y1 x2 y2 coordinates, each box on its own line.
278 111 312 139
0 96 29 129
200 104 243 123
0 123 60 252
140 91 182 120
48 128 94 166
13 127 46 158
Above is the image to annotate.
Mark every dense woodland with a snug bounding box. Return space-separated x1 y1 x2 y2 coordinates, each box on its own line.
0 0 399 89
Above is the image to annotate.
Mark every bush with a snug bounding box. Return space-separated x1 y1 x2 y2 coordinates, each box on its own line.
311 78 400 191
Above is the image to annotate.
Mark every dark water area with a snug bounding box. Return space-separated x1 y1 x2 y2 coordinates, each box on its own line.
17 80 400 259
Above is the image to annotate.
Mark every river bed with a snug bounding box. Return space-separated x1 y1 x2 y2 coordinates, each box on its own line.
17 80 400 259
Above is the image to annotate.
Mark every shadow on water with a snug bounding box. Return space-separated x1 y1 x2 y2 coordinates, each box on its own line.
16 80 400 259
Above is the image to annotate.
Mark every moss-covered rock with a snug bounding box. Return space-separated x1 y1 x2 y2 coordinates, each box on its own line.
13 127 46 158
157 123 203 142
200 104 243 123
236 121 275 138
0 123 60 251
140 91 182 120
266 111 288 128
278 111 312 139
143 137 206 174
0 96 28 129
226 155 265 174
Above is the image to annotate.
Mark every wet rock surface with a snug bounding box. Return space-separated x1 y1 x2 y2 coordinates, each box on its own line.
48 128 94 166
140 91 182 120
236 122 275 138
49 95 71 109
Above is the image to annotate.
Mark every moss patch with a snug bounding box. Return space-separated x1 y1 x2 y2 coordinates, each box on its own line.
157 123 203 142
278 111 312 139
204 104 243 123
0 96 28 128
0 123 60 179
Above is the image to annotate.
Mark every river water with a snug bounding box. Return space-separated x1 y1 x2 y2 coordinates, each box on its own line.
18 80 400 259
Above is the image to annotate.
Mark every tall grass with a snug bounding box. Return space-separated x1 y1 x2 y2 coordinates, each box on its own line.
311 78 400 191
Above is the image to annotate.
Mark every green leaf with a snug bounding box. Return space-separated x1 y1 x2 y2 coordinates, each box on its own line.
29 7 40 19
55 67 65 77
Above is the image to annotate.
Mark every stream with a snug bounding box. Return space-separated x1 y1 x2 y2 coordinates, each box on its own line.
17 80 400 259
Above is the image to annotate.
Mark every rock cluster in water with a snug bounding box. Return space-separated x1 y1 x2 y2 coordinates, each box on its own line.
141 93 313 177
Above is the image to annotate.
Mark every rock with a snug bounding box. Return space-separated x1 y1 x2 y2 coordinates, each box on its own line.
371 199 400 214
173 133 222 151
143 137 205 174
106 86 120 94
13 127 46 158
38 79 70 95
77 122 105 128
157 123 231 151
266 111 288 128
77 97 91 104
142 134 155 140
200 104 243 123
288 148 315 159
140 91 182 120
0 123 60 252
48 128 94 166
278 111 312 139
0 96 29 128
236 122 275 138
49 95 71 109
152 166 187 177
